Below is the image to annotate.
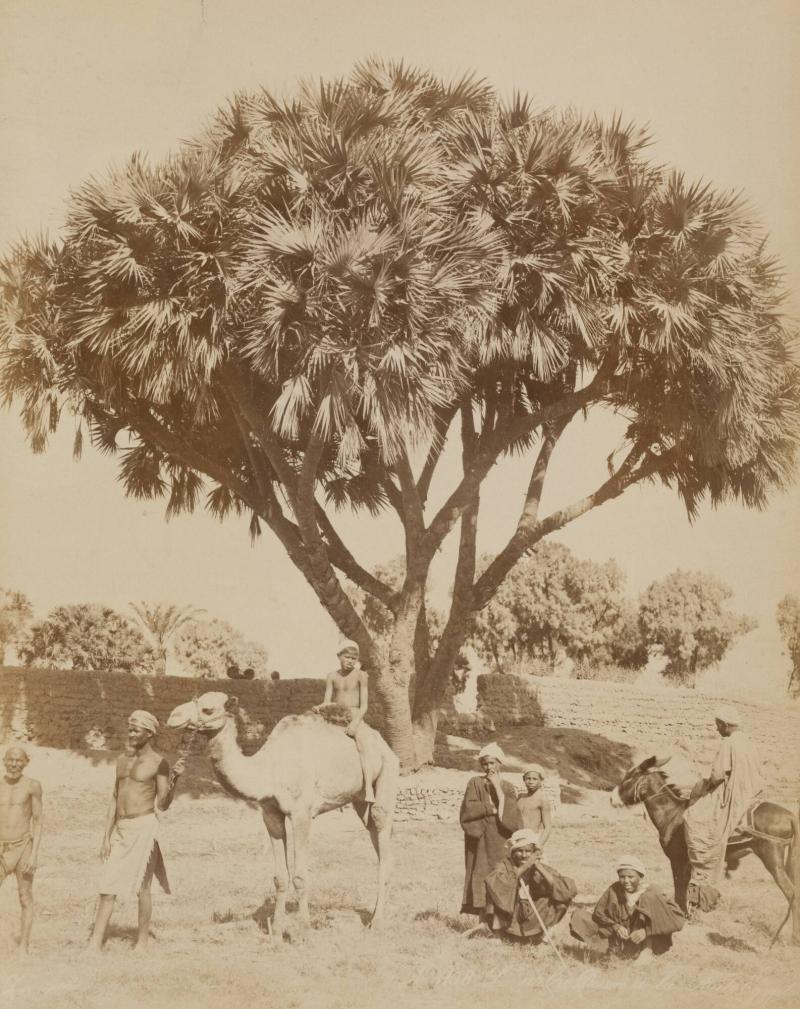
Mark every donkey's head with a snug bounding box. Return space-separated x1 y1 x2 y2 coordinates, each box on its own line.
610 755 671 808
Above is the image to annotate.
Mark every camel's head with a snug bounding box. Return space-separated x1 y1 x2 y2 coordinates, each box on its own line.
167 692 238 734
611 754 671 808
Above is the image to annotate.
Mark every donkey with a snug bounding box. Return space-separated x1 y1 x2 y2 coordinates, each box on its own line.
611 756 800 946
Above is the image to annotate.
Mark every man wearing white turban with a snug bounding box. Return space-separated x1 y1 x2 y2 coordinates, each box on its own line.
483 829 577 941
87 709 185 952
683 705 763 913
459 743 522 915
570 855 685 960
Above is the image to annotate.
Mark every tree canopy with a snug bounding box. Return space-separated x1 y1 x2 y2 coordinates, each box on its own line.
638 570 756 684
174 616 269 679
776 594 800 695
0 587 34 663
20 603 157 674
469 542 646 673
129 601 204 675
1 60 797 765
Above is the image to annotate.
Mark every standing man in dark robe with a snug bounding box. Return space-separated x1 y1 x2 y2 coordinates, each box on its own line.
484 828 576 942
460 742 522 916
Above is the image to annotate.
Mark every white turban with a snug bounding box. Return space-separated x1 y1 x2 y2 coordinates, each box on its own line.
714 704 741 726
128 710 159 736
509 828 542 852
477 742 505 764
616 854 646 877
337 640 360 658
522 765 544 779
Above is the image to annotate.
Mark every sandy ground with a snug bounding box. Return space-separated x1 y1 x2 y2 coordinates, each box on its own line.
1 748 798 1009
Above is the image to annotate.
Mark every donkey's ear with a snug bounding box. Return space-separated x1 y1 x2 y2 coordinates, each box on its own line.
653 755 672 768
638 755 657 771
224 695 239 713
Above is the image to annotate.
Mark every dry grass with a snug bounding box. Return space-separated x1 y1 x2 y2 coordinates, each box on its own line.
0 750 798 1009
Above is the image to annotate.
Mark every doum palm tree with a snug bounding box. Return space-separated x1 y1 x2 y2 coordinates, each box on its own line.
1 60 797 765
130 602 203 676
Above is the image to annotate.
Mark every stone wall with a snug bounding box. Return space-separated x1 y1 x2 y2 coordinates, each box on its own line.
394 785 464 822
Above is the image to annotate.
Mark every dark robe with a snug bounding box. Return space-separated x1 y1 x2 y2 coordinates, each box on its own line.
484 857 577 940
460 775 522 914
570 882 685 957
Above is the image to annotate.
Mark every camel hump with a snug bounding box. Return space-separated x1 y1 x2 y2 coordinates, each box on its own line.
310 702 352 727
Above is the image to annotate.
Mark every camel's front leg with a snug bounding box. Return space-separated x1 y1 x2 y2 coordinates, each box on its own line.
289 811 312 927
261 804 289 937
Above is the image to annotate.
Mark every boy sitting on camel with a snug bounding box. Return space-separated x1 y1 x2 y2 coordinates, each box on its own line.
319 641 379 815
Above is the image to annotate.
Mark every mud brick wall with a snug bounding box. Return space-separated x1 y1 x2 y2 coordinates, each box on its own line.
475 673 545 726
0 666 330 754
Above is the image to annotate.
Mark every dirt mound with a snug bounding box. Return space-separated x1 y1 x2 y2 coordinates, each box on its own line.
435 724 633 793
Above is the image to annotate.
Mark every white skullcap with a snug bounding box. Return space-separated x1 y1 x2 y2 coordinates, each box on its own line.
616 854 646 876
477 742 505 764
509 828 542 852
337 640 360 657
714 704 741 726
523 764 545 779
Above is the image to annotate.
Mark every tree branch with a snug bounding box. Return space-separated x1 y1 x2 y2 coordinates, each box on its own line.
314 504 401 612
394 447 426 559
469 418 569 601
130 407 253 506
414 405 480 718
473 445 677 609
221 367 377 658
421 372 627 561
220 364 301 512
417 404 458 505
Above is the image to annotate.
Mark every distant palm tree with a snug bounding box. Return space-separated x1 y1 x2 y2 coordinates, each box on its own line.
129 602 203 676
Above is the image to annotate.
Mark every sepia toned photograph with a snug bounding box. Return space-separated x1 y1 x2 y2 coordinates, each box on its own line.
1 2 798 1007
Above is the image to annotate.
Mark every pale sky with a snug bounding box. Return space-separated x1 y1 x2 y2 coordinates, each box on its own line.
1 0 798 695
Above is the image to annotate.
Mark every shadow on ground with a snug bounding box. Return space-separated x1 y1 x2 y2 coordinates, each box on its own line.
435 725 633 794
706 931 759 954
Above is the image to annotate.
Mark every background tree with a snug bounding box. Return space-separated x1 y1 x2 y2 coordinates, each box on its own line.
776 594 800 696
20 603 157 674
129 601 204 675
638 570 756 685
0 587 34 664
1 61 797 766
469 542 644 673
173 616 269 679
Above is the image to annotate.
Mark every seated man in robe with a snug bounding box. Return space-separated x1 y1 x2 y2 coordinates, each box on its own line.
483 828 576 942
570 855 685 960
683 705 763 913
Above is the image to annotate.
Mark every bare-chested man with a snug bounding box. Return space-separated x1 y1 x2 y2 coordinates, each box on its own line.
321 641 377 809
87 710 184 952
0 746 42 954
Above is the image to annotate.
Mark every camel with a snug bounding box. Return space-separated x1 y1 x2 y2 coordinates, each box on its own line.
167 692 399 935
